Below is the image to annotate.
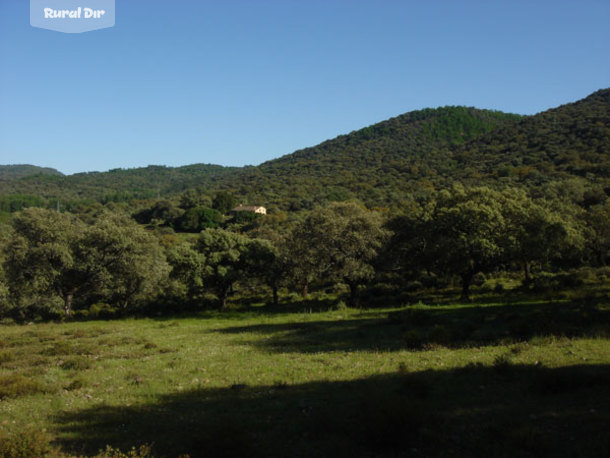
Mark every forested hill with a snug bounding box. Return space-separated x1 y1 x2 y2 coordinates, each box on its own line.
230 106 523 208
450 88 610 184
0 88 608 210
226 89 609 208
0 165 63 181
0 163 238 204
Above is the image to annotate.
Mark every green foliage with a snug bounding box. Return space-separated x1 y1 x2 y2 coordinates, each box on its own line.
132 200 182 226
1 209 170 317
0 90 609 316
175 206 222 232
230 209 259 224
166 241 206 301
195 228 257 308
0 194 47 213
0 164 236 206
84 213 171 310
0 300 607 457
285 202 389 305
212 191 237 214
0 374 50 399
0 164 62 180
0 425 59 457
1 90 609 213
584 199 610 266
179 188 210 210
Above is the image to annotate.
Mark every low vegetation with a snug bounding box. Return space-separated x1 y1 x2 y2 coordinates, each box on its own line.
0 293 608 457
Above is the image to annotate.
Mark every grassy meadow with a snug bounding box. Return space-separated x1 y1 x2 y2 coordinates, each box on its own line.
0 293 609 457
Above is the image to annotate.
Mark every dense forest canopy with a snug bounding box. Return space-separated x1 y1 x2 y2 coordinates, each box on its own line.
0 164 63 181
0 88 608 320
1 88 608 212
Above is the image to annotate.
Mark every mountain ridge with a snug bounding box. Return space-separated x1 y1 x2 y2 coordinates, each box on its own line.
0 88 608 209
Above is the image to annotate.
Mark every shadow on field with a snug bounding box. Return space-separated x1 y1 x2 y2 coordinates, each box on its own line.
214 301 610 353
56 364 610 458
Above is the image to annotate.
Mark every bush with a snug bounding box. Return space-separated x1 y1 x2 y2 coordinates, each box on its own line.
0 374 50 399
175 206 222 232
404 280 423 292
0 350 15 365
403 330 424 349
87 303 119 319
59 356 92 371
94 444 154 458
332 300 348 311
0 426 59 458
473 272 486 287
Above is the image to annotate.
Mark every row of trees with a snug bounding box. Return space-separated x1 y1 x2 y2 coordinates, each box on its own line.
0 186 608 320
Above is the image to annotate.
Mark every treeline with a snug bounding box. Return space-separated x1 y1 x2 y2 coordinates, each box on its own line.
1 89 607 213
0 164 237 206
1 185 608 321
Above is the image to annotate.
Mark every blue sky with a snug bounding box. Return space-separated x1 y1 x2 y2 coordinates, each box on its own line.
0 0 609 175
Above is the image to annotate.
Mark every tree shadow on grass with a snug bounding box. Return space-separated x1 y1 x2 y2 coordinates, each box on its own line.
56 364 610 457
212 300 610 353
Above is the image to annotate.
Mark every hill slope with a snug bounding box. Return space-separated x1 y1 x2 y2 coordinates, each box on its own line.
0 164 63 181
226 89 609 208
0 164 238 204
227 106 523 208
451 88 610 183
0 89 608 210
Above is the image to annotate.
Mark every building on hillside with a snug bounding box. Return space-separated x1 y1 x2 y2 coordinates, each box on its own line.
231 205 267 215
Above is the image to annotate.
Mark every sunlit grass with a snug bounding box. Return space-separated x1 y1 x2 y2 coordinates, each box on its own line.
0 299 608 456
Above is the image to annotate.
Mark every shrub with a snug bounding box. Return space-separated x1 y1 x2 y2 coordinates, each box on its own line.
404 308 434 326
428 324 452 344
404 280 423 292
473 271 486 287
332 300 348 311
65 377 86 391
0 427 59 458
0 374 49 399
88 303 119 319
492 354 513 375
403 330 424 349
59 356 92 371
0 350 15 364
94 444 154 458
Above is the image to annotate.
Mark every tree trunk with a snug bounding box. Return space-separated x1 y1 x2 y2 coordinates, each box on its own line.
523 260 532 282
347 282 360 308
301 283 308 298
272 285 279 307
64 293 73 319
460 269 474 302
219 285 230 310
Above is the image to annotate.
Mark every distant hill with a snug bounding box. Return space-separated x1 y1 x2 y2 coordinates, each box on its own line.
226 89 609 208
0 164 63 181
0 164 238 204
0 89 608 210
228 106 523 208
450 88 610 183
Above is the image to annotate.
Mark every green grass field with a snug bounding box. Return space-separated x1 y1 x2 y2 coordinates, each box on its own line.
1 297 609 457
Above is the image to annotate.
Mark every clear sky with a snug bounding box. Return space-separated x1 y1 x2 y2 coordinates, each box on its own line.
0 0 609 175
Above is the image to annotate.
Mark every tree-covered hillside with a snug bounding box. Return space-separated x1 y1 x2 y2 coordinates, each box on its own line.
0 164 63 181
228 89 609 209
229 106 523 208
0 89 608 211
451 88 610 184
0 164 238 206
